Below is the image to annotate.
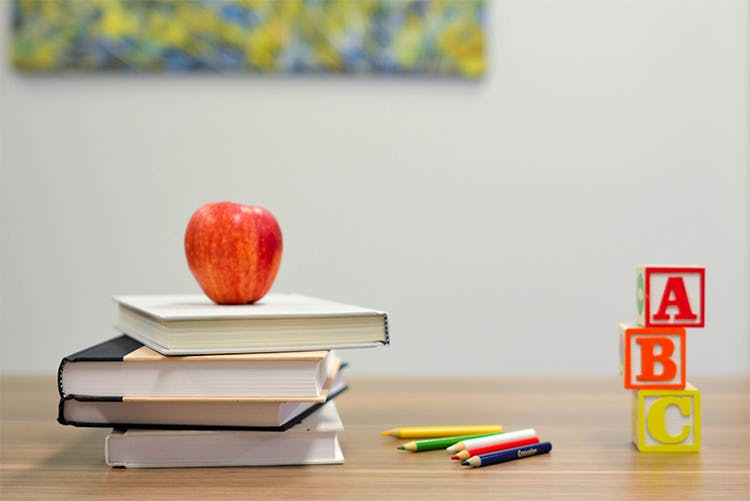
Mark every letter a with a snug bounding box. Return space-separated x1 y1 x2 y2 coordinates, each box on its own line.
653 277 697 321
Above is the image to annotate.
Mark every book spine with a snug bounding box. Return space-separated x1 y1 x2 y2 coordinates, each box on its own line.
57 358 68 397
383 314 390 345
57 396 67 425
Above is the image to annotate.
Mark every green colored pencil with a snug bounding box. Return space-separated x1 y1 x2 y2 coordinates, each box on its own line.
397 433 499 452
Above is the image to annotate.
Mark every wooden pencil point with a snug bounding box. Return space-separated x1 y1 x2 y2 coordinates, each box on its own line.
401 442 418 451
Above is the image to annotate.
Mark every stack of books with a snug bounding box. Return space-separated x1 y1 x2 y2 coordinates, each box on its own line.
57 293 389 468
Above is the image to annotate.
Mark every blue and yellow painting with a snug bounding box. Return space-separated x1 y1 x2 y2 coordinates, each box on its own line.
12 0 486 78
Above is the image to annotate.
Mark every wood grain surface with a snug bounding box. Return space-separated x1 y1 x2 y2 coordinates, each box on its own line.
2 375 748 500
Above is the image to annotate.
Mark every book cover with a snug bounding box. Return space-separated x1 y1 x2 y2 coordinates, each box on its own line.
58 335 340 399
105 402 345 468
113 293 389 355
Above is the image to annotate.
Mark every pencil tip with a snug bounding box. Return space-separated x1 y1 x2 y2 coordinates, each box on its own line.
397 445 405 450
461 461 470 466
450 455 459 460
381 430 393 437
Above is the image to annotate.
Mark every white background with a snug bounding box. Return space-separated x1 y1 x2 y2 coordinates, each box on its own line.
1 0 748 375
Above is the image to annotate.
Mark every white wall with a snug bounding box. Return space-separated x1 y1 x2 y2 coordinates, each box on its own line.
1 0 748 375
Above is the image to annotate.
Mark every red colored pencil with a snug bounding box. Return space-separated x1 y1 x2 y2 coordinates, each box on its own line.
451 436 540 461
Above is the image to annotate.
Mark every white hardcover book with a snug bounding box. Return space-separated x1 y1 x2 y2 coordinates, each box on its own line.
105 402 344 468
113 293 389 355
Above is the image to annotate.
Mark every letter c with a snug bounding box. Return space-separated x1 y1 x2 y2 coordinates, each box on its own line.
646 396 692 444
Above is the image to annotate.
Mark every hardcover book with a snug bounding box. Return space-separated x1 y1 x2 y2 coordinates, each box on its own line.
105 401 345 468
58 335 340 399
113 293 389 355
58 369 348 431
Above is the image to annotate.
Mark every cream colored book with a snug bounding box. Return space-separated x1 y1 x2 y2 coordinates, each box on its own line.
105 402 345 468
113 293 390 355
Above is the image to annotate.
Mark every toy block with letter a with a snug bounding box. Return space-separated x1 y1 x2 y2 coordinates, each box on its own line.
632 383 700 452
636 265 705 328
618 329 624 376
620 324 686 390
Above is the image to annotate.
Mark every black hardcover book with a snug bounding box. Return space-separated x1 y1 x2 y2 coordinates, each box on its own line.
58 381 348 431
57 336 347 430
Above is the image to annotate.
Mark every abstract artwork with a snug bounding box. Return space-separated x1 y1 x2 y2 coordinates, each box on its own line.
12 0 486 78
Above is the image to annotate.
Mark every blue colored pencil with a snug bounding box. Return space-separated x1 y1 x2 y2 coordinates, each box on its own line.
461 441 552 467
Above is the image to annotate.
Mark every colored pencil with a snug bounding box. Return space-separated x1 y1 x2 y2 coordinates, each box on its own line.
461 441 552 467
446 428 536 453
381 425 503 439
451 436 540 460
398 433 498 452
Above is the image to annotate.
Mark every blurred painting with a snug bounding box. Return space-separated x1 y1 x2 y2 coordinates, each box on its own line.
12 0 486 78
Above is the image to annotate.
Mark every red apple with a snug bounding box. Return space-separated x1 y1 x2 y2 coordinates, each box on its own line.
184 202 283 304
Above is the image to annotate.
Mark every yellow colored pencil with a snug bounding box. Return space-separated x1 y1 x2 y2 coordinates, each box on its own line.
380 425 503 439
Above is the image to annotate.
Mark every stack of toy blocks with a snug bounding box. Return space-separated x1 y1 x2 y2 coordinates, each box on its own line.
620 265 705 452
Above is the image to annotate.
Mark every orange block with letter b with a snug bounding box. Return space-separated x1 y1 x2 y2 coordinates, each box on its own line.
621 324 686 390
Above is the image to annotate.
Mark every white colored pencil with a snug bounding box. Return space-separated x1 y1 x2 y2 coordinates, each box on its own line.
446 428 537 453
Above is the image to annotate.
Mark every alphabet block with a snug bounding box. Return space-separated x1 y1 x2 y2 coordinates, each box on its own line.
621 324 686 390
636 265 705 328
618 329 624 376
632 383 700 452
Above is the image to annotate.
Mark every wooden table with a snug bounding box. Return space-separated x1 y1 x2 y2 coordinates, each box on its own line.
2 375 748 500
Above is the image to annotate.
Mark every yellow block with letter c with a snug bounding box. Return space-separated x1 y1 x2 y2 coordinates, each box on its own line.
632 383 700 452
